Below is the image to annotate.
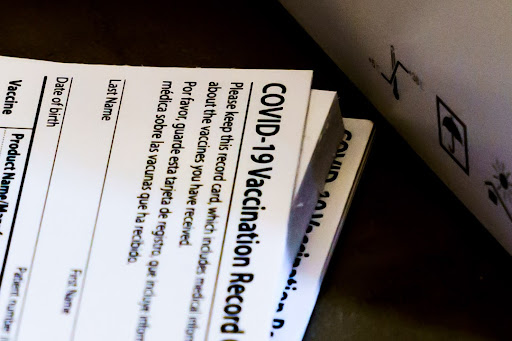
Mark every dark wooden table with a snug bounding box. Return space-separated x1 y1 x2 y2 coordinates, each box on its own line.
1 1 511 340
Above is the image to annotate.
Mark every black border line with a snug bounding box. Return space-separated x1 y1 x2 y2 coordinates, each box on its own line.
69 80 126 340
204 82 253 340
13 77 73 341
0 127 32 130
436 96 470 175
0 76 47 287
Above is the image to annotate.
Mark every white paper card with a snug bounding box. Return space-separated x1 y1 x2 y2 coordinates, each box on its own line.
0 56 313 341
271 118 374 341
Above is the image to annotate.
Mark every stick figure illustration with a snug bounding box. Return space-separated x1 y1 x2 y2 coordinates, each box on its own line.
381 45 410 100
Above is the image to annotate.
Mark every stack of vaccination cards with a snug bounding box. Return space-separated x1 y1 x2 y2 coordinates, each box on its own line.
0 56 373 340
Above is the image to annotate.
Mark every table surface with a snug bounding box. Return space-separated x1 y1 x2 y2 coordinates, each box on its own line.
1 1 511 340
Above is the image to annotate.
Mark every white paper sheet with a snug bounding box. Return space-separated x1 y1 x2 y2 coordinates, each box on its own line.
0 57 313 341
272 118 374 341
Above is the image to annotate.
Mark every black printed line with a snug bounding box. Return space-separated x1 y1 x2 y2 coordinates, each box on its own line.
0 77 47 287
69 80 126 339
13 77 73 341
0 127 32 130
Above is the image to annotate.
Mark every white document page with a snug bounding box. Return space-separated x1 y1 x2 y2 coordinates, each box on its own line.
271 118 374 341
0 57 312 341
